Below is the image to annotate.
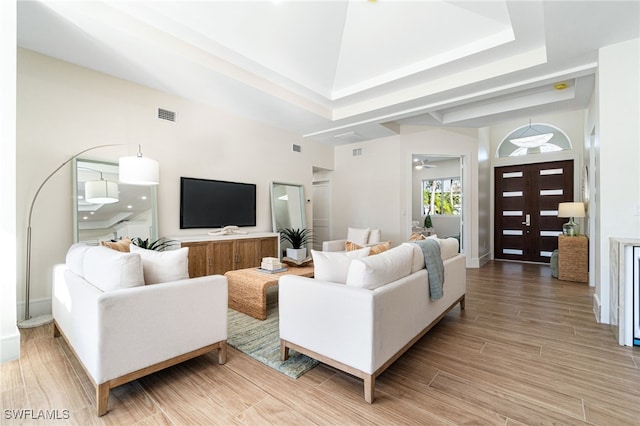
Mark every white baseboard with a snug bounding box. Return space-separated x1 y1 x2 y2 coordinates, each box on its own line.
16 297 52 323
1 330 21 362
469 252 492 268
593 293 602 323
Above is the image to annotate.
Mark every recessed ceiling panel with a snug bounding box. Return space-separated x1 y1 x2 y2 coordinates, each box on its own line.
333 0 514 99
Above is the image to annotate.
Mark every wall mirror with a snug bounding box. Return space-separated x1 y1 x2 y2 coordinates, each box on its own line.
270 182 306 234
73 158 158 244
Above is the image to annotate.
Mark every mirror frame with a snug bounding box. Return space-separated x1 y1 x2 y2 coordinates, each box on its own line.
270 181 306 233
73 157 158 243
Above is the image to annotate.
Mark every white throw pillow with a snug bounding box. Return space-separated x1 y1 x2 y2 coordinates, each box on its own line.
368 229 382 244
402 243 426 274
83 246 144 292
346 244 414 290
65 243 92 278
439 238 459 260
130 245 190 284
311 247 371 284
347 227 370 246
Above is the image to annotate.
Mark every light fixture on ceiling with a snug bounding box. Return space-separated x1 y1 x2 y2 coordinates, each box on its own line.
509 120 554 150
413 158 436 170
20 143 160 329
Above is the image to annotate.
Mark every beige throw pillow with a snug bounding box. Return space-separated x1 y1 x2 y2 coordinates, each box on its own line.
345 240 391 255
100 237 132 252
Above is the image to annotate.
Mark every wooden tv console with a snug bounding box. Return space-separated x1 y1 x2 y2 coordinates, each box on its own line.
175 233 279 277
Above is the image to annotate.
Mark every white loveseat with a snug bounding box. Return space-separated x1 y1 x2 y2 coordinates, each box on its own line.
52 243 228 416
279 239 465 403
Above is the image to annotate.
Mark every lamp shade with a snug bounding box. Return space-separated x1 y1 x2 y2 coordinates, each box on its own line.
85 180 119 204
119 155 159 185
558 202 585 218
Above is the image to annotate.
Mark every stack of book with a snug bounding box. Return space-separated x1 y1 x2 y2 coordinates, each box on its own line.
259 257 286 273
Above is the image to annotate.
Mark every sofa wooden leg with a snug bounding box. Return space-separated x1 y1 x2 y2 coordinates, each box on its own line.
53 322 60 338
218 341 227 364
280 340 289 361
460 295 466 310
96 383 110 416
364 375 375 403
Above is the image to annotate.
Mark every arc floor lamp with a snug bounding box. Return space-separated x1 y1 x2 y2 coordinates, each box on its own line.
18 144 159 329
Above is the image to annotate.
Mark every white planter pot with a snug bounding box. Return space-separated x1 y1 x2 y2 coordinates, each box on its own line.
286 248 307 261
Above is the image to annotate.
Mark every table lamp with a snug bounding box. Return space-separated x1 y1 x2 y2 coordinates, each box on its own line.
558 202 585 236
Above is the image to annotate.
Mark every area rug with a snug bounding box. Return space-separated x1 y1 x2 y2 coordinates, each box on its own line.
227 286 319 379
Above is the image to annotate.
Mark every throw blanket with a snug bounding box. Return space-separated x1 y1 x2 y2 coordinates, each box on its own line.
411 239 445 300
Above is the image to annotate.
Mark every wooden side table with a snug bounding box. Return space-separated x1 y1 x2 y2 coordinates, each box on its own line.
558 235 588 283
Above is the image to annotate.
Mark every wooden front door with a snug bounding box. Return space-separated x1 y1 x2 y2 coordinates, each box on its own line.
494 160 573 263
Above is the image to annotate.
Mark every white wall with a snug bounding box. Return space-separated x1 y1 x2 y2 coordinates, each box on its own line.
477 126 492 265
332 126 485 267
592 38 640 323
16 49 333 317
1 0 20 362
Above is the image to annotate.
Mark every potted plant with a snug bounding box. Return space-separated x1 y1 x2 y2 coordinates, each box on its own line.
423 215 433 229
279 228 313 261
131 237 178 251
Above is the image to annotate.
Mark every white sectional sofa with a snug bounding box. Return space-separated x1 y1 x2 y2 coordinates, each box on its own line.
52 243 228 416
279 239 465 403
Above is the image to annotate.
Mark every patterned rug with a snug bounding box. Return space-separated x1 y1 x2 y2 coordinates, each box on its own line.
227 286 319 379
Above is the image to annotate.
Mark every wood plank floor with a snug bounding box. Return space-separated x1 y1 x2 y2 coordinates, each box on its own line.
3 261 639 425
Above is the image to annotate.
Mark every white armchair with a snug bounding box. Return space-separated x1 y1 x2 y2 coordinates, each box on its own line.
322 227 382 252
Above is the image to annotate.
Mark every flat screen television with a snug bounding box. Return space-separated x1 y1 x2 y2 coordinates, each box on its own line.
180 177 256 229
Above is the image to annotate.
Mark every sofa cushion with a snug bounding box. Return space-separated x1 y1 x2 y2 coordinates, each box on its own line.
130 245 190 284
439 237 459 260
83 246 144 292
311 247 370 284
65 243 92 277
346 244 414 290
403 243 426 273
347 227 370 246
403 237 460 273
100 237 132 252
345 240 391 255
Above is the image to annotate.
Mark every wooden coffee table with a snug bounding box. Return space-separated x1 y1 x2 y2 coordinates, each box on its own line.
225 265 314 320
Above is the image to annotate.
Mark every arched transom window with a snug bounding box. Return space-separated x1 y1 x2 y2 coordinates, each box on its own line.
497 123 572 158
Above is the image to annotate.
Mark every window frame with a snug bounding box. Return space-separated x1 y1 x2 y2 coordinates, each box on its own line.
421 176 462 216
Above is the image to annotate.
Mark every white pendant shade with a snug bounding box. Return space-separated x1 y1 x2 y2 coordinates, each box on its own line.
509 133 554 148
85 180 119 204
119 155 160 185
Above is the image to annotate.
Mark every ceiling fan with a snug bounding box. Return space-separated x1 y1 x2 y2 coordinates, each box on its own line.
413 158 437 170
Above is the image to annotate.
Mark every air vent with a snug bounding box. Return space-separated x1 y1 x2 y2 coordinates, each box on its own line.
292 144 302 152
158 108 176 122
353 148 362 156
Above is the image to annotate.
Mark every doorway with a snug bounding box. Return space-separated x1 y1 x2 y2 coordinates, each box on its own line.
312 180 331 251
494 160 573 263
412 155 464 249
